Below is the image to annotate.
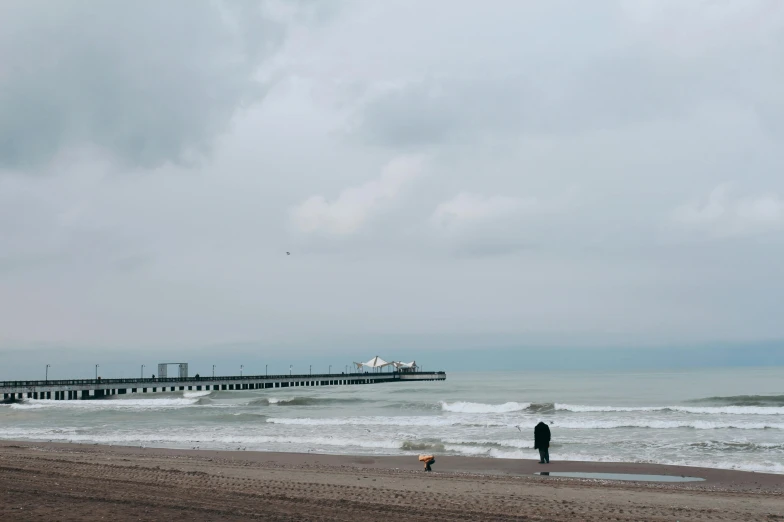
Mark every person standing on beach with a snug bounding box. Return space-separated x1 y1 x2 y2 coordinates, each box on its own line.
534 421 551 463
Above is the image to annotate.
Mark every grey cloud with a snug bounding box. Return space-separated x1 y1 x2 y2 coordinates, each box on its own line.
352 7 784 150
0 1 294 170
1 0 784 360
354 57 734 149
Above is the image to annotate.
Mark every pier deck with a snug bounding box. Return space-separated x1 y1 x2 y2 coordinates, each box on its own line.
0 371 446 401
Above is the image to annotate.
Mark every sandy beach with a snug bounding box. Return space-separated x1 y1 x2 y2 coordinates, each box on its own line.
0 441 781 521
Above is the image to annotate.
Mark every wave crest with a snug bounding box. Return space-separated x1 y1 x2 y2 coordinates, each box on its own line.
555 404 784 415
250 397 365 407
687 395 784 407
440 401 530 414
400 441 446 452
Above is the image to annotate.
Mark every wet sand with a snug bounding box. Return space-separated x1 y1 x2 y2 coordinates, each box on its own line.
1 441 781 521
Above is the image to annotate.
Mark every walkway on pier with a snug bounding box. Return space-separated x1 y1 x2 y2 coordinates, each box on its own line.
1 371 446 401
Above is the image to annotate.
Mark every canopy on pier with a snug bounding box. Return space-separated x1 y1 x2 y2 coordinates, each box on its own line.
355 356 391 370
354 356 418 372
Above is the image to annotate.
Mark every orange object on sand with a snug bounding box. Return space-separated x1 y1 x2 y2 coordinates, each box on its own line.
418 454 436 471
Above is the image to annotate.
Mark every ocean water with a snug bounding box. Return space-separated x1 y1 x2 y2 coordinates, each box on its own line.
1 367 783 474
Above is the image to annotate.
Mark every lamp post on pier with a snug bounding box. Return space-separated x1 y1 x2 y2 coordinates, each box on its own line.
141 364 145 379
265 364 268 377
45 364 50 382
289 365 292 376
309 365 311 376
240 365 244 377
213 365 216 378
95 364 99 380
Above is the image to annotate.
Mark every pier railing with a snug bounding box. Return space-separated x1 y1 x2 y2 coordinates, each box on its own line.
0 371 446 389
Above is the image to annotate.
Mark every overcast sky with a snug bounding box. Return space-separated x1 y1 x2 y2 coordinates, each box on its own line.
1 0 783 362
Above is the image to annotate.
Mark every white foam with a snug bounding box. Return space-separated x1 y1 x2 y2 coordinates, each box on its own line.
265 415 502 427
440 401 530 414
183 391 212 398
0 427 399 451
8 398 201 410
458 438 535 449
264 415 784 430
556 404 784 415
549 419 784 430
442 444 530 460
267 397 296 404
548 453 784 475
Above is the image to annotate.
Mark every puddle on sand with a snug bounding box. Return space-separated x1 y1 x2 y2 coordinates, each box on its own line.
535 472 705 482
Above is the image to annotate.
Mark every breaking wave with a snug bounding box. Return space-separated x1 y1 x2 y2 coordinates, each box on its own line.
265 416 784 430
439 401 530 414
183 391 212 398
555 404 784 415
8 397 203 410
250 397 366 407
400 441 446 452
688 440 784 451
687 395 784 407
526 403 556 413
440 401 784 415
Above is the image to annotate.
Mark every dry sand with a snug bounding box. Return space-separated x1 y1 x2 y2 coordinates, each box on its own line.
1 441 782 521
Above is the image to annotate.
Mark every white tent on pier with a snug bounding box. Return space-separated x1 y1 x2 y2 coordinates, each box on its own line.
354 355 391 371
392 361 417 371
354 356 418 373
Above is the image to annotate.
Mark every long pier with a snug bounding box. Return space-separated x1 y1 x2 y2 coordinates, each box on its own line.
0 371 446 401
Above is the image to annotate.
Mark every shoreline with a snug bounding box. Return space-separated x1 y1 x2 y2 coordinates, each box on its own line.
1 441 781 521
1 438 782 480
3 440 783 491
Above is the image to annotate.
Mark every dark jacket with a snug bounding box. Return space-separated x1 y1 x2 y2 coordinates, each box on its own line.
534 422 551 450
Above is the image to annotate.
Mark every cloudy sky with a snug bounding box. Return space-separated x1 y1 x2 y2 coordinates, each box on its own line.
1 0 783 364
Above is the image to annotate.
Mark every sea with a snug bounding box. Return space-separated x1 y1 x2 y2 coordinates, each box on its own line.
1 367 782 474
